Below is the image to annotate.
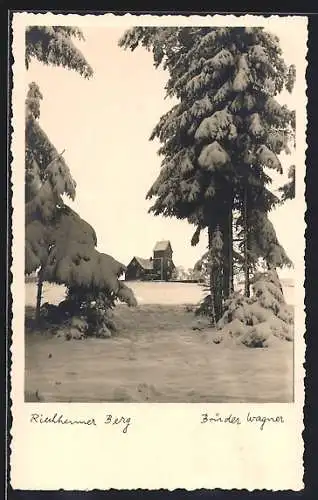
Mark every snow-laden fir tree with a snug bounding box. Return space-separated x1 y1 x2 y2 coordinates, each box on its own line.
25 26 93 77
119 26 295 321
26 26 136 335
278 165 296 202
214 268 294 348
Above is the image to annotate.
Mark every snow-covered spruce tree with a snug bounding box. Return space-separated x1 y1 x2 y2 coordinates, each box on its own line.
25 81 77 321
25 26 93 77
214 268 293 348
119 27 295 322
279 165 296 202
25 25 93 320
26 84 137 337
26 27 136 336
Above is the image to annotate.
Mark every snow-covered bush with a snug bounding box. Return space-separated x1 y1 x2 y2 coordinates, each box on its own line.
40 282 136 340
212 269 294 348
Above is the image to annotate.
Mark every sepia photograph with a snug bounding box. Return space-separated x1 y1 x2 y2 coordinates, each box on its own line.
23 21 300 404
25 20 297 403
10 12 307 491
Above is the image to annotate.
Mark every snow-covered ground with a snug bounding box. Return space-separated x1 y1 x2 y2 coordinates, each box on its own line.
25 279 295 403
25 279 295 307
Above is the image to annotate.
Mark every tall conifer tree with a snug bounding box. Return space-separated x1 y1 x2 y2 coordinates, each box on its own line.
120 26 295 320
26 26 136 328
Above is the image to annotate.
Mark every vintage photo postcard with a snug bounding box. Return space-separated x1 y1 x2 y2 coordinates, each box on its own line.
10 12 307 490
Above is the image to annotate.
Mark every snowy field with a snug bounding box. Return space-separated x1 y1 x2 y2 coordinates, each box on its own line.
25 279 295 308
25 279 295 403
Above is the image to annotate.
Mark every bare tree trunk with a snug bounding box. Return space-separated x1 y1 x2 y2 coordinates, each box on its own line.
209 261 216 326
215 269 223 322
221 194 234 300
35 267 44 323
222 215 230 301
208 226 216 324
229 204 234 294
243 186 250 298
208 225 223 324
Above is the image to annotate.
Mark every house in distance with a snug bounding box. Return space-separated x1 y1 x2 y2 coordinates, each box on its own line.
125 240 176 281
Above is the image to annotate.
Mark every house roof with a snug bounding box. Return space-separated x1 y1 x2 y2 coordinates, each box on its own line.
132 257 153 270
153 240 171 252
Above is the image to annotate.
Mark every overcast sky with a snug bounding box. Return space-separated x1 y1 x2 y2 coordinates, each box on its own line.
26 25 302 276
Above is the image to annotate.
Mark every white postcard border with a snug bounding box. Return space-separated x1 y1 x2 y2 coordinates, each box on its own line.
10 12 307 491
